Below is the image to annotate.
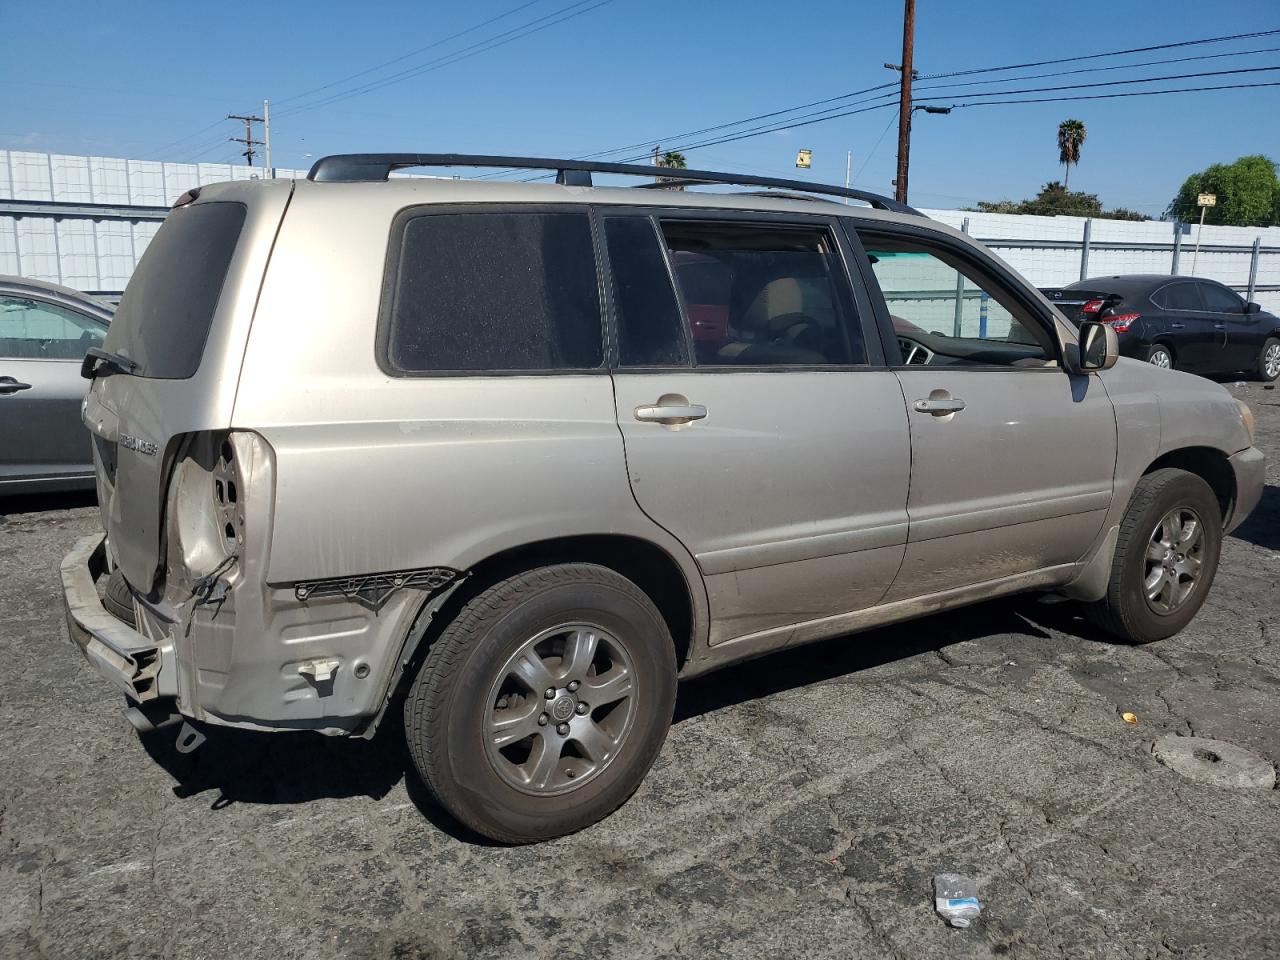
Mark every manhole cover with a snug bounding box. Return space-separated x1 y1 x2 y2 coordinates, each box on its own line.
1151 735 1276 790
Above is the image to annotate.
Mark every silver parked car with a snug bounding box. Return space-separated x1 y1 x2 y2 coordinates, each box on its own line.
1 276 112 493
61 155 1264 843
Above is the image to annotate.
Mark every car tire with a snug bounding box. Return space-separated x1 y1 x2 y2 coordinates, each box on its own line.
1085 468 1221 645
1256 337 1280 382
103 568 137 627
403 563 677 843
1146 344 1174 370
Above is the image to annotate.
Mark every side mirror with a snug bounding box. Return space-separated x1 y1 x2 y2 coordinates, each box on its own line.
1246 301 1262 315
1079 320 1119 371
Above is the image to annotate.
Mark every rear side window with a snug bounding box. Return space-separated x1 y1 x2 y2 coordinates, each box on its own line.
1153 282 1203 311
384 211 603 373
104 201 246 379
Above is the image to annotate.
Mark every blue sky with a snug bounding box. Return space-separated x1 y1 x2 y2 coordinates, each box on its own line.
2 0 1278 215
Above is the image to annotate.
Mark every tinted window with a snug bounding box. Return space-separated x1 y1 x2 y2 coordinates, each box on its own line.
0 296 105 359
105 201 246 379
860 234 1052 366
603 217 688 366
386 212 603 373
1153 282 1203 311
659 221 863 367
1201 283 1244 313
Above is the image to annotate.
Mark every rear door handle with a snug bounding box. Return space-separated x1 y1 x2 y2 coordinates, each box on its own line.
913 397 966 415
1214 323 1226 330
634 397 708 426
0 376 33 395
1170 322 1184 329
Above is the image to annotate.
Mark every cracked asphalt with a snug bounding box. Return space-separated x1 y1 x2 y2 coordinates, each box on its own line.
2 381 1279 960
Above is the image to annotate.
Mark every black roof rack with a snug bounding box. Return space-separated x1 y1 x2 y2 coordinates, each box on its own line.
305 153 921 215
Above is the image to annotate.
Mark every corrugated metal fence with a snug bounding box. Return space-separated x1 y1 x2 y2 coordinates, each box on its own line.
3 149 1279 312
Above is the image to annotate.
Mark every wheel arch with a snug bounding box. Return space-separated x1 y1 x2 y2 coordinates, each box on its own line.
1143 446 1235 523
366 533 704 735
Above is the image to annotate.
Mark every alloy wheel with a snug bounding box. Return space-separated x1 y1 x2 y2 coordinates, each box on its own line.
1143 506 1205 614
483 623 638 796
1264 342 1280 380
1149 348 1171 369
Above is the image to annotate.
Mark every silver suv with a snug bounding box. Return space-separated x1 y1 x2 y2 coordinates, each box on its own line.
62 153 1264 843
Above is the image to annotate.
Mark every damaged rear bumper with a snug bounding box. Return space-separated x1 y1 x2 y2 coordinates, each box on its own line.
61 534 174 702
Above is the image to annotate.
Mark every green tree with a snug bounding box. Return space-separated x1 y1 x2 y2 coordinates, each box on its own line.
975 182 1147 220
1057 119 1087 190
659 150 687 169
1167 155 1280 226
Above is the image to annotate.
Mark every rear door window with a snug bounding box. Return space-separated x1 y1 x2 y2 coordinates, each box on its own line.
1153 282 1204 311
104 201 246 379
658 220 865 367
383 210 603 373
1200 283 1244 313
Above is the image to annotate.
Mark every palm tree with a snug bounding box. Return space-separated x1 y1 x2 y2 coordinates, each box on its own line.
1057 119 1087 190
660 150 687 169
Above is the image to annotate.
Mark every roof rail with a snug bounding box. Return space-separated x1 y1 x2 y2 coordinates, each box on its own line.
305 153 921 215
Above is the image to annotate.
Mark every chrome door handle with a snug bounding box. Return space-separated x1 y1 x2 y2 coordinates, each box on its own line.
913 397 966 415
0 377 33 395
1214 323 1226 330
1170 322 1185 329
634 399 708 426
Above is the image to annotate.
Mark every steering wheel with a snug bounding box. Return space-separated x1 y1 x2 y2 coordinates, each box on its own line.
897 337 934 365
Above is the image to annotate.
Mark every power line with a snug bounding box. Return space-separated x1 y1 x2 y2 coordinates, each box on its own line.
911 44 1280 91
274 0 618 118
143 0 578 161
497 27 1280 184
914 63 1280 103
917 27 1280 80
938 79 1280 110
271 0 550 107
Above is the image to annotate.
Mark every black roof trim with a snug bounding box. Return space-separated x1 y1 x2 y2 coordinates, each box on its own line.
306 153 921 215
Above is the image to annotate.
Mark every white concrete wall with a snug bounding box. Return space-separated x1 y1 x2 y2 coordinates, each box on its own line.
0 151 308 294
922 207 1280 315
2 150 1279 311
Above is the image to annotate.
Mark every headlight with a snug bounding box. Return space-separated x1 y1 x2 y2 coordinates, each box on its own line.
1236 398 1256 444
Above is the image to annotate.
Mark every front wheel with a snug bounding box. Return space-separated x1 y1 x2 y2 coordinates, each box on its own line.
404 564 677 843
1257 337 1280 382
1146 344 1174 370
1085 468 1222 644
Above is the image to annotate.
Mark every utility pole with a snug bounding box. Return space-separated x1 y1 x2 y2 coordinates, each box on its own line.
844 149 852 203
228 112 265 167
262 99 272 177
887 0 917 204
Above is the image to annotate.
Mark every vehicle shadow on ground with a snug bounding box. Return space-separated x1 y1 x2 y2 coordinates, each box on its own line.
1229 483 1280 551
136 594 1093 844
0 490 96 516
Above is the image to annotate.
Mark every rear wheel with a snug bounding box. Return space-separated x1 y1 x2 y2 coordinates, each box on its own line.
103 569 136 627
404 564 677 843
1257 337 1280 381
1085 468 1221 644
1146 344 1174 370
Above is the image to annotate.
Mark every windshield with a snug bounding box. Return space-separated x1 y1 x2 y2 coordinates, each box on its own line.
104 201 246 379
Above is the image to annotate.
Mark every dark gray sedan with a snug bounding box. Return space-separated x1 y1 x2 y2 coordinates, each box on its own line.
1042 275 1280 380
1 276 113 493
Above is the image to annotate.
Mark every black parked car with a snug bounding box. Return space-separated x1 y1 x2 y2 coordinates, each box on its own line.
1041 275 1280 381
